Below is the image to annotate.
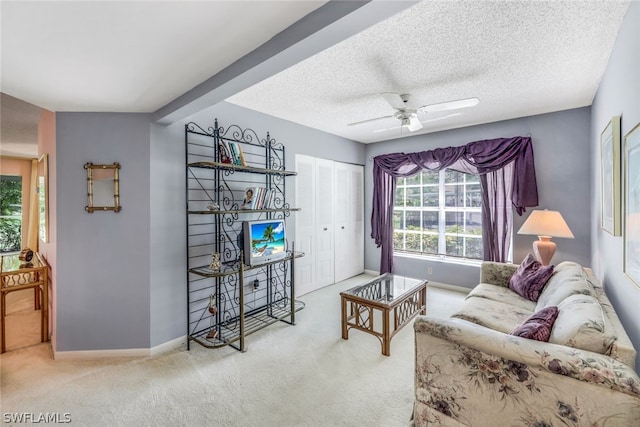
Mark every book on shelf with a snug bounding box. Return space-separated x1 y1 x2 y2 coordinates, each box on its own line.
227 142 247 167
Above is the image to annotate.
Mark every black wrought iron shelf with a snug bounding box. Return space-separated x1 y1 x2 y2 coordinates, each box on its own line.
189 299 306 350
188 251 305 278
185 119 303 353
188 208 301 215
188 161 297 176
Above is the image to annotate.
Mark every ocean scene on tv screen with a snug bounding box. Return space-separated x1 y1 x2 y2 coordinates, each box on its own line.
250 221 285 258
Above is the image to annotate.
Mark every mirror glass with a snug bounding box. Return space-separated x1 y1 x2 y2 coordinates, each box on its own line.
38 154 49 242
84 163 121 213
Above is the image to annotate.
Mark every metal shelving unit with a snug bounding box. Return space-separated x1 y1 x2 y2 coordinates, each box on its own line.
185 119 304 352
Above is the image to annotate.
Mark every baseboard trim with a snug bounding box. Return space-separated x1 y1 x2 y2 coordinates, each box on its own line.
53 335 187 360
149 335 186 357
362 270 470 294
427 281 471 294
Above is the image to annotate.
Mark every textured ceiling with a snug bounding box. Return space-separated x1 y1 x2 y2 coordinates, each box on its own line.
227 1 630 143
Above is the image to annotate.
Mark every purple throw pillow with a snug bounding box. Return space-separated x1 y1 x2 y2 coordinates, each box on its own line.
511 306 559 342
509 253 554 301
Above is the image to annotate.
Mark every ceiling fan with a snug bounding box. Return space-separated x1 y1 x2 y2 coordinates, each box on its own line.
347 93 479 132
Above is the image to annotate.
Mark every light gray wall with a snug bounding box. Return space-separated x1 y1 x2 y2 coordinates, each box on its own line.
54 102 362 351
590 2 640 371
364 107 592 289
56 113 152 351
149 122 187 347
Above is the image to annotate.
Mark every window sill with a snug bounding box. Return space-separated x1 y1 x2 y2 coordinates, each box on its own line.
393 251 483 267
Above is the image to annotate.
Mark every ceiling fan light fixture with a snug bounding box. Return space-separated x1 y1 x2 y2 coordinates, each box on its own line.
407 116 423 132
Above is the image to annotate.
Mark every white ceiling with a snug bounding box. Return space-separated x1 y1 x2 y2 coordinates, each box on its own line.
0 0 631 152
227 0 630 143
0 0 326 113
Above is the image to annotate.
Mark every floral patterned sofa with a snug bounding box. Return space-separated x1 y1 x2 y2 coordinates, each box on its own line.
413 260 640 426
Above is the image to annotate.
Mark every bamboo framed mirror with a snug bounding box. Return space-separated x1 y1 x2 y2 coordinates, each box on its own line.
84 162 121 213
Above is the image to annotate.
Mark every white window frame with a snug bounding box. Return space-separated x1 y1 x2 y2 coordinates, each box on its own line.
393 169 483 262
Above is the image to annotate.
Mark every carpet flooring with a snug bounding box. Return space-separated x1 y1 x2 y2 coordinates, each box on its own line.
0 274 466 426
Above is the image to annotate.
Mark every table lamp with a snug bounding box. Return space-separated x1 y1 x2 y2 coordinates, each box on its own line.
517 209 574 265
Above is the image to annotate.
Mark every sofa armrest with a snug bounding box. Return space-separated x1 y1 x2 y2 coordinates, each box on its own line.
479 261 518 287
414 316 640 426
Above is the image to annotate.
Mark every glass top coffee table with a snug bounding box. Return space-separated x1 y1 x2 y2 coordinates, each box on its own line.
340 273 427 356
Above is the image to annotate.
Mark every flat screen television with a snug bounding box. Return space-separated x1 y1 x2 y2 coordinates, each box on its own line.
242 219 287 266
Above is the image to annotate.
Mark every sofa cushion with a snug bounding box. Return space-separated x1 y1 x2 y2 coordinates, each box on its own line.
510 306 559 341
509 253 554 301
467 283 537 311
451 296 533 334
535 261 593 311
548 294 615 355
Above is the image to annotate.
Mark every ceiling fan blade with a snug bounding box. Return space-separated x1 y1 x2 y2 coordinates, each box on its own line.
406 116 423 132
418 97 479 114
422 112 461 123
347 114 394 127
380 92 407 110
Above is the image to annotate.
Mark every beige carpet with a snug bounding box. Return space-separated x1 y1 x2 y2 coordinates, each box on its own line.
0 274 466 426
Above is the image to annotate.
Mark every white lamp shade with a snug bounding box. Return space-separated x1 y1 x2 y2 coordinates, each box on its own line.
517 210 574 238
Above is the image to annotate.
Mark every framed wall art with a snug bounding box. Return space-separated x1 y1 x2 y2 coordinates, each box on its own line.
623 122 640 288
600 116 621 235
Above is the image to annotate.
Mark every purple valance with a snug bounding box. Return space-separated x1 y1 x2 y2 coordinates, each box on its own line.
371 136 538 273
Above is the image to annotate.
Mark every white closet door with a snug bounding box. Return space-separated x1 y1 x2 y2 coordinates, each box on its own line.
349 163 365 278
334 162 364 282
295 155 363 295
315 158 336 288
294 155 315 297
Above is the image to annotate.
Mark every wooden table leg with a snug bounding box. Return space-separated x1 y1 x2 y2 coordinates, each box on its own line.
1 291 6 353
341 296 348 340
42 268 48 342
382 307 390 356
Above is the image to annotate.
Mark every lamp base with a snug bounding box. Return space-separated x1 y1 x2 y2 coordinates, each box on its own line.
533 236 556 266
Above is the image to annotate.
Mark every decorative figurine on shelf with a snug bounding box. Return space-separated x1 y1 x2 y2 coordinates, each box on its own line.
209 253 221 271
206 202 219 211
206 294 218 339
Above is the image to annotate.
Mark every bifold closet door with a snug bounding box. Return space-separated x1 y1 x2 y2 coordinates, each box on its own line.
294 155 315 296
314 158 336 288
334 161 364 283
295 155 363 296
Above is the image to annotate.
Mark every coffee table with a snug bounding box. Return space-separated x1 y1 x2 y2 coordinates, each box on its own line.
340 273 427 356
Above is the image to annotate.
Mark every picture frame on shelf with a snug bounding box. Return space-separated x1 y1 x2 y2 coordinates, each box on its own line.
600 116 621 235
623 122 640 288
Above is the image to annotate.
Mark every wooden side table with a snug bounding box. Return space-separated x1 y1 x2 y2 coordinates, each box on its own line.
0 252 49 353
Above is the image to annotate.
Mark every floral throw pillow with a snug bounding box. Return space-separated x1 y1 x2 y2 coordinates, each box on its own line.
510 306 559 341
509 253 554 301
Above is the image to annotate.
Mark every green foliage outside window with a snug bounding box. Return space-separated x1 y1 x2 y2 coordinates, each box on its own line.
0 176 22 253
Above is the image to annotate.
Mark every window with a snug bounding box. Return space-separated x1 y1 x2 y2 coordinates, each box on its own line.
0 175 23 253
393 169 482 260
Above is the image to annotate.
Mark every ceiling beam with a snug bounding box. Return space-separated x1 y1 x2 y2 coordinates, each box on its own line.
153 0 418 124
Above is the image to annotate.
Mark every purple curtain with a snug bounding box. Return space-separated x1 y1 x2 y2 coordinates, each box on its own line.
371 137 538 273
